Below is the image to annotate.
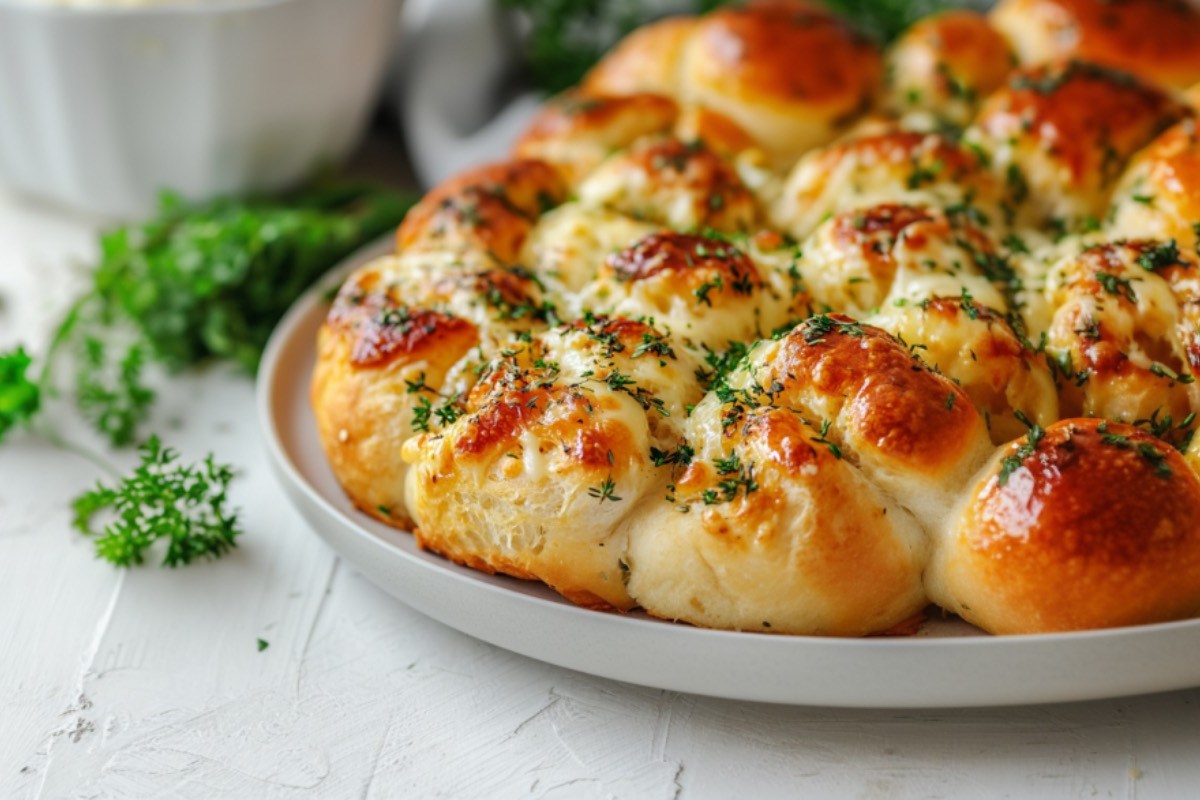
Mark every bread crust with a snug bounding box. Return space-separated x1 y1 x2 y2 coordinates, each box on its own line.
928 419 1200 634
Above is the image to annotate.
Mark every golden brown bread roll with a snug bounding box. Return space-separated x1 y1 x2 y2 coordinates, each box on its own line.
965 60 1183 226
585 231 785 350
583 1 883 171
772 130 1002 240
1043 239 1200 426
402 317 704 609
927 418 1200 634
397 159 568 264
311 261 482 528
513 92 679 185
576 136 760 233
1110 119 1200 256
884 10 1015 127
623 315 990 634
870 297 1060 445
991 0 1200 90
623 404 930 636
796 203 1010 317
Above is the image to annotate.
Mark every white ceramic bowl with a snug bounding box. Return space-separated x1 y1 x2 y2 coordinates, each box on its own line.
0 0 402 217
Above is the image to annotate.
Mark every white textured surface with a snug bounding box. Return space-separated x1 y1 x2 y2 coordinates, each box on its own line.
5 188 1200 799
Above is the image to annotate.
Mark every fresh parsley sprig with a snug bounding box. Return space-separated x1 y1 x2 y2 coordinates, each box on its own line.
71 436 241 568
0 346 40 442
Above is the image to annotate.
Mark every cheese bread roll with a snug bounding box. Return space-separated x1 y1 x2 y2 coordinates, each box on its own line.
585 231 784 351
577 136 759 234
312 260 481 528
870 298 1059 445
1044 240 1200 427
991 0 1200 90
403 317 703 609
928 419 1200 634
624 402 930 636
884 10 1015 127
1110 119 1200 257
773 130 1002 241
624 315 991 634
797 203 1010 318
583 1 883 171
966 60 1182 226
514 92 679 185
397 159 568 265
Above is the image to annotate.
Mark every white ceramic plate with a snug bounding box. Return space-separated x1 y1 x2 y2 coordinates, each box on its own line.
257 239 1200 709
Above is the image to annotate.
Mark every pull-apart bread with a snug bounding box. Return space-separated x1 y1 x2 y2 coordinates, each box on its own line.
313 0 1200 636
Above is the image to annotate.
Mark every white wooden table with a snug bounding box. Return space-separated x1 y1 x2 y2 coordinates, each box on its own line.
5 186 1200 800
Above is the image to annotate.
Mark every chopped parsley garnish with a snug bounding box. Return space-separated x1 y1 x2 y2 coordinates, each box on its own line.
1095 271 1137 303
588 476 622 503
997 411 1044 486
650 443 694 468
1149 362 1194 385
1136 240 1183 273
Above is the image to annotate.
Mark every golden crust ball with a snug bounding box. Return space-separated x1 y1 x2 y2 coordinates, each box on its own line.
624 404 929 636
870 297 1060 445
773 130 1001 241
966 60 1183 224
1044 239 1200 427
397 159 567 264
1110 119 1200 256
884 11 1015 126
991 0 1200 90
735 316 994 526
798 203 1010 318
584 1 883 171
577 136 760 233
311 260 481 528
513 92 679 185
403 317 704 609
587 231 777 350
928 419 1200 634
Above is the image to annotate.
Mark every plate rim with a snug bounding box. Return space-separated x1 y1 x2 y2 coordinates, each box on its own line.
255 237 1200 708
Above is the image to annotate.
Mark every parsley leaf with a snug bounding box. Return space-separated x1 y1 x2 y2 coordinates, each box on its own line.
0 346 40 442
71 435 241 567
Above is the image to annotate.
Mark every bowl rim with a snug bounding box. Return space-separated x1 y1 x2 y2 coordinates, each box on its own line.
0 0 309 17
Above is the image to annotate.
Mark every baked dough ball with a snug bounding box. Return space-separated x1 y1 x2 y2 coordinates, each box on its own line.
520 203 658 296
773 130 1002 240
1110 119 1200 256
884 11 1015 127
397 159 568 264
623 314 990 635
582 15 698 99
403 317 704 609
798 203 1011 318
927 418 1200 634
311 260 481 528
1044 240 1200 426
870 297 1059 445
991 0 1200 90
624 404 929 636
584 1 883 171
965 60 1182 226
577 136 759 233
585 231 782 350
735 315 992 526
513 92 679 184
